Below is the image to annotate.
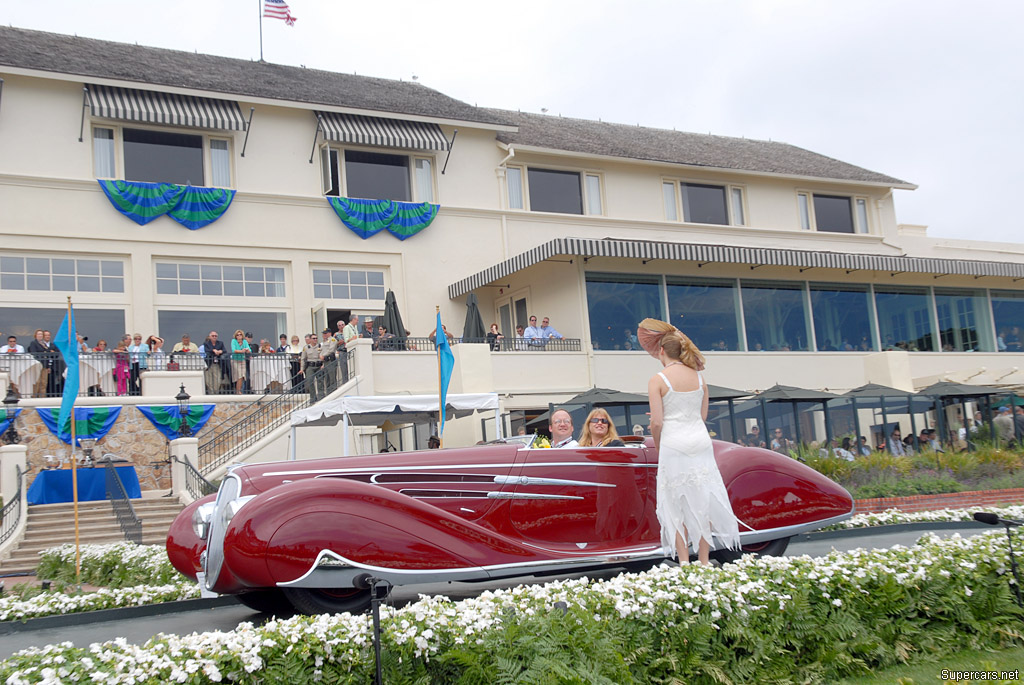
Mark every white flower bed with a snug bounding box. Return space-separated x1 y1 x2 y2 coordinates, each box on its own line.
824 504 1024 530
0 530 1018 683
0 584 198 623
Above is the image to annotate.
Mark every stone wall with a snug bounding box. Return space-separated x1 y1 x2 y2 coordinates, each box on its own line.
18 401 251 491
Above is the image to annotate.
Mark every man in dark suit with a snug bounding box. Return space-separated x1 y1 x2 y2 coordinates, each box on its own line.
202 331 229 394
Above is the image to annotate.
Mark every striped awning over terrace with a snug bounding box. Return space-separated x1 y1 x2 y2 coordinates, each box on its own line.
447 237 1024 299
86 85 246 131
316 111 450 151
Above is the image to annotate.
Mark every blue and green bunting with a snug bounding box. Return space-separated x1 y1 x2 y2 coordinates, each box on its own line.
328 197 439 240
137 404 215 440
98 181 235 230
0 408 21 437
36 406 122 445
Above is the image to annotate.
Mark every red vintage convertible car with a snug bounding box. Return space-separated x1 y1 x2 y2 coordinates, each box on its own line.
167 437 853 615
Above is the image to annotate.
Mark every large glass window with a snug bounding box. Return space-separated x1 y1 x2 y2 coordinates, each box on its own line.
809 283 874 351
742 280 811 351
158 310 286 346
0 255 124 293
874 286 936 351
585 273 662 350
528 168 583 215
934 288 992 352
312 268 385 301
992 290 1024 352
344 150 411 201
0 307 125 346
156 262 285 298
666 277 742 351
123 128 204 185
682 183 729 225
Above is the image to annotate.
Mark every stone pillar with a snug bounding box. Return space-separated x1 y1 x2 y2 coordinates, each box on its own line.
168 437 200 504
0 371 9 399
349 338 374 391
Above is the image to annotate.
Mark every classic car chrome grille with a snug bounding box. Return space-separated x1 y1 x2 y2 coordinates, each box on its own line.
203 472 241 591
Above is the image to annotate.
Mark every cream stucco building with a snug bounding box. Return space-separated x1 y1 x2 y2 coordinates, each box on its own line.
2 26 1023 447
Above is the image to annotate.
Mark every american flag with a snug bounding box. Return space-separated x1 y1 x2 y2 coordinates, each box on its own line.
264 0 297 26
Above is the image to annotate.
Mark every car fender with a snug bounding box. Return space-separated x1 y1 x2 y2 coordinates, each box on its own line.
166 494 216 581
221 478 540 588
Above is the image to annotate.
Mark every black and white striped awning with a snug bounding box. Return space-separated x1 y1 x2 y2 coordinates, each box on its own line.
86 84 246 131
448 238 1024 298
316 111 450 151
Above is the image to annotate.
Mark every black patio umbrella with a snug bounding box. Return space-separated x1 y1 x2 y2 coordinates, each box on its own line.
754 384 841 446
381 290 407 349
462 293 488 343
837 383 928 450
526 387 651 431
707 384 751 401
918 381 998 451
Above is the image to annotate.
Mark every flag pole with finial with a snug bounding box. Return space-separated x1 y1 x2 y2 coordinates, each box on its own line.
64 296 81 583
436 306 443 447
258 0 264 61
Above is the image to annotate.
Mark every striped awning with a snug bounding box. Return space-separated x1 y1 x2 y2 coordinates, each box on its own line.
448 237 1024 298
87 84 246 131
316 111 450 151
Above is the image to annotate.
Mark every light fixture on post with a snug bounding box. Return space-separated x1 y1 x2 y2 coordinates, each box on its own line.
79 437 96 467
175 383 192 437
2 387 19 445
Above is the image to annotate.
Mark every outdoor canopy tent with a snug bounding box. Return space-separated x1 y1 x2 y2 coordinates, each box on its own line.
289 393 501 456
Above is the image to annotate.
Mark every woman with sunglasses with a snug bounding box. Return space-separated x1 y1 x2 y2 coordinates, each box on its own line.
639 317 740 566
577 408 625 447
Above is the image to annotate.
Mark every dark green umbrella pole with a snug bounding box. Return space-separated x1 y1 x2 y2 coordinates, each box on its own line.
728 399 737 443
760 397 769 446
823 400 833 449
880 395 889 451
791 402 802 446
851 397 861 451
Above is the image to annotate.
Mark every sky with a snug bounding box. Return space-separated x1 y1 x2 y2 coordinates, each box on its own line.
4 0 1022 245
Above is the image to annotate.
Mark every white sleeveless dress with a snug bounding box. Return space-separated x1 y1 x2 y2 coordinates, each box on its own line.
655 370 741 557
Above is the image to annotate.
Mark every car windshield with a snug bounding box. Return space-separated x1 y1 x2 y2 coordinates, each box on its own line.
484 434 537 447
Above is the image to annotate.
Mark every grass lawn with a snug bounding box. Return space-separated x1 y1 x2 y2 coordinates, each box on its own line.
838 645 1024 683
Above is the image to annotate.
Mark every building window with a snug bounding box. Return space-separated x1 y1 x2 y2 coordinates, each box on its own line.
527 168 583 214
797 192 869 233
414 158 434 203
585 273 663 350
934 288 992 352
874 286 936 351
93 127 116 178
507 166 524 209
666 277 742 351
665 181 745 226
992 290 1024 352
156 262 285 298
321 149 435 202
0 307 126 347
741 280 811 351
0 255 124 293
312 268 385 301
93 126 232 187
585 174 603 215
158 310 286 346
808 283 875 351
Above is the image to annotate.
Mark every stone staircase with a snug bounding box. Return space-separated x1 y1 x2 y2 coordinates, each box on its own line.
0 492 185 574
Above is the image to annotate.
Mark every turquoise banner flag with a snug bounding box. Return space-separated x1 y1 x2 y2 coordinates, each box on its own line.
137 404 215 440
53 306 79 436
36 406 122 445
436 311 454 436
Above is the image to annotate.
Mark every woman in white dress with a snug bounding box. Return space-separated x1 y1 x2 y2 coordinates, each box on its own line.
640 318 740 565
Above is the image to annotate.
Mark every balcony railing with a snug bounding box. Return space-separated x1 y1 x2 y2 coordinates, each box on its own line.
0 350 326 398
379 338 583 352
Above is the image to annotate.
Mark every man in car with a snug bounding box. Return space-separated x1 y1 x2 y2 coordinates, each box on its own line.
549 409 578 448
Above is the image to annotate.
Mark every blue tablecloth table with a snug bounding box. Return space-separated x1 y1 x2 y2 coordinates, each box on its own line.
26 466 141 505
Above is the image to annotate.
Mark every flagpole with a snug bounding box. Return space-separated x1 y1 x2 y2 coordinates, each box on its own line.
258 0 264 61
66 296 81 584
436 306 443 448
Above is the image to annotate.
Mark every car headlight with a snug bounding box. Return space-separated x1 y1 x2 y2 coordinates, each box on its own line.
192 502 216 540
225 496 255 523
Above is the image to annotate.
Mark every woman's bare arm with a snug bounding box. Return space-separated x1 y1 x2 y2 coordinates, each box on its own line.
648 374 665 449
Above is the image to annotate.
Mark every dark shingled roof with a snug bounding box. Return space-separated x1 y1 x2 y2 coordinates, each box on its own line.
489 109 911 186
0 26 512 127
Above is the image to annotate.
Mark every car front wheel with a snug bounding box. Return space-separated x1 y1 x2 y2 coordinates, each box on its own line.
234 589 294 615
282 587 372 615
710 536 791 564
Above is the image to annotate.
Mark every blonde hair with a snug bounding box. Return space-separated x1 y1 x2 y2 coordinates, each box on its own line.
638 318 705 370
578 408 623 447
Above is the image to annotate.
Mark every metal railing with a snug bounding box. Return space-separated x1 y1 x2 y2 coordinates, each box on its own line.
0 465 24 546
175 454 218 500
103 458 142 544
0 350 315 397
197 352 352 475
386 337 583 352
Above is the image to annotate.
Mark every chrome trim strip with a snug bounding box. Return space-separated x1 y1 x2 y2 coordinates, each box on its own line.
265 462 655 477
735 510 854 545
493 475 616 488
487 492 584 501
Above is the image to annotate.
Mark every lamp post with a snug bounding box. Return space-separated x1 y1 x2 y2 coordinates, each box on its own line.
175 383 191 437
2 386 19 445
